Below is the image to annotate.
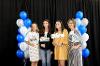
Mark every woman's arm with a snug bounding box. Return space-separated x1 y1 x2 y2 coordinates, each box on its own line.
62 29 68 46
24 32 34 47
25 41 34 47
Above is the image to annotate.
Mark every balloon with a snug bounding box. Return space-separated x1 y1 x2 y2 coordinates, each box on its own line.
24 50 29 59
82 48 90 58
19 42 28 51
78 25 87 35
17 28 20 34
19 11 27 20
19 26 28 36
28 27 31 32
18 43 20 48
16 19 24 27
75 11 83 19
81 42 87 50
16 50 24 59
75 18 82 27
24 18 32 28
16 34 24 42
81 18 89 26
81 33 89 41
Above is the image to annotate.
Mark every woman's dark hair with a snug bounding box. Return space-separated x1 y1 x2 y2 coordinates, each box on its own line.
55 20 65 33
40 19 51 34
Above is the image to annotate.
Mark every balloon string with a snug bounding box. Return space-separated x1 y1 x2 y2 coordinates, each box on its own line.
25 0 29 14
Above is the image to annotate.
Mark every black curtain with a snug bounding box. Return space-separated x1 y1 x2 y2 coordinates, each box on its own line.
0 0 100 66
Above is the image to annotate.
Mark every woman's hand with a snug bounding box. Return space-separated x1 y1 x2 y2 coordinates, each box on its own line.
72 44 80 49
30 43 35 47
40 37 45 40
30 37 36 41
25 40 35 47
41 44 45 48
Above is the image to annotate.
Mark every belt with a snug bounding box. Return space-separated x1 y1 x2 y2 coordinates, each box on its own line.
70 42 80 46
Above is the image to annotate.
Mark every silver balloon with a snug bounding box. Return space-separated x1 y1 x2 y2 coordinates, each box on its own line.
81 42 87 50
19 42 28 51
81 18 89 26
19 26 28 36
16 19 24 27
81 33 89 42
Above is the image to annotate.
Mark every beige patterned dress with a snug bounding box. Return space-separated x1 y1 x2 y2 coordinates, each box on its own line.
25 31 39 62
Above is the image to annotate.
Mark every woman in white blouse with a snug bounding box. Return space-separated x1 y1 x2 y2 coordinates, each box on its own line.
25 23 39 66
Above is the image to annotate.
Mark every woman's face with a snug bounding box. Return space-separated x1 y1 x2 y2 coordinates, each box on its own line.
68 21 75 30
31 24 37 31
55 21 61 29
43 21 49 28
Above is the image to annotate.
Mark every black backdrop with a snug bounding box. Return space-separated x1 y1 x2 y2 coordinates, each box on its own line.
0 0 100 66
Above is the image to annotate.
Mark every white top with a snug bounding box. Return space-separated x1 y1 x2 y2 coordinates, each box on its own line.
25 31 39 44
44 32 48 37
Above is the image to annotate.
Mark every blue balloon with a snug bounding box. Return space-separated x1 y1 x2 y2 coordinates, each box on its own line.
75 11 83 19
24 18 32 28
18 43 20 48
19 11 27 20
17 28 20 34
78 25 87 35
16 50 24 59
16 34 24 42
82 48 90 58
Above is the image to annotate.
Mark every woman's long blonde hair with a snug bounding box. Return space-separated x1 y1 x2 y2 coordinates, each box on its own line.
67 18 76 28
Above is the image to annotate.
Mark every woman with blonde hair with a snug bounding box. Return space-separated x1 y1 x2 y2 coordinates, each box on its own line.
67 19 83 66
25 23 40 66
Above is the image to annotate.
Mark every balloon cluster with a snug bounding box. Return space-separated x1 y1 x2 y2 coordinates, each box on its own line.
16 11 32 59
75 11 90 58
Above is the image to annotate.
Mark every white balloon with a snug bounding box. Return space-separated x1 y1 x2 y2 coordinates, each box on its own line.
24 50 29 59
16 19 24 27
81 33 89 42
82 18 89 26
19 26 28 36
19 42 28 51
81 42 87 50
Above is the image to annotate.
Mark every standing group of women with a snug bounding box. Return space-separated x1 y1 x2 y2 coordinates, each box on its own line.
24 19 83 66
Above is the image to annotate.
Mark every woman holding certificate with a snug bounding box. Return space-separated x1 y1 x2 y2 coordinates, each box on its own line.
39 19 53 66
52 20 68 66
